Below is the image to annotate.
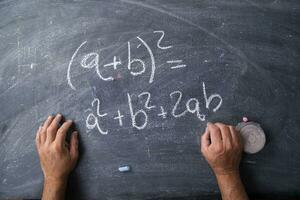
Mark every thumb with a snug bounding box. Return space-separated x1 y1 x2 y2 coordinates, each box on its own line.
201 127 210 151
70 131 79 163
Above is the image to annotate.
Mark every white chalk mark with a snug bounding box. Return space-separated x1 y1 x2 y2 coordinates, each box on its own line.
16 28 21 66
86 112 108 135
127 41 146 76
114 110 124 126
147 147 151 158
186 98 206 121
170 65 186 69
81 52 114 81
136 36 156 83
157 106 167 119
138 92 156 110
81 52 99 69
18 63 38 69
166 60 182 64
153 30 173 50
86 98 108 135
245 160 257 164
67 41 87 90
30 63 36 69
91 98 108 117
166 60 187 69
170 91 188 118
84 108 92 113
202 82 222 112
118 165 131 172
127 93 148 130
103 56 121 70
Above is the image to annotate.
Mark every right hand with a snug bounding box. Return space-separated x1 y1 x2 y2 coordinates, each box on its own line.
36 114 79 183
200 122 243 176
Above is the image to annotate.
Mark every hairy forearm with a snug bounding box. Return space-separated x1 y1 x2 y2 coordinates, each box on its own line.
216 172 249 200
42 178 67 200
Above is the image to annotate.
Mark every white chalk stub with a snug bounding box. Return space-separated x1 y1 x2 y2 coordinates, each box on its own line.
118 165 131 172
236 122 266 154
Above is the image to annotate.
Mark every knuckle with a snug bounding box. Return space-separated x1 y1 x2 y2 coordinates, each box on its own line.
213 145 223 153
233 143 242 151
56 129 62 135
215 122 225 128
210 126 219 133
53 144 61 152
47 126 55 133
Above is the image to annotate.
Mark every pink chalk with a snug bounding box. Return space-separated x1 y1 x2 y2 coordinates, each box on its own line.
242 117 248 122
116 73 122 79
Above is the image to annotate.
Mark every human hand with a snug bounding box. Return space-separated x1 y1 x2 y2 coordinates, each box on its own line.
200 122 243 176
36 114 79 183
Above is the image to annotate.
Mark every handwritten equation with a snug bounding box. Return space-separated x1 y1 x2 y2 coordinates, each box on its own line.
67 30 187 90
85 82 222 134
66 30 223 134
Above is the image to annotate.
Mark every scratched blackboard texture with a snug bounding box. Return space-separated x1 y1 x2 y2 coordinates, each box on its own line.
0 0 300 199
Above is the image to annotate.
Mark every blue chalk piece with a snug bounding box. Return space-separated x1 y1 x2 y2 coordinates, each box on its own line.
118 165 131 172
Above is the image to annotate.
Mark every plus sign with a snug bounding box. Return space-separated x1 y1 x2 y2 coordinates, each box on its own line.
157 106 167 119
113 110 124 126
103 56 121 70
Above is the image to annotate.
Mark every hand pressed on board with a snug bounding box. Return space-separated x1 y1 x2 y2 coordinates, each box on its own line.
200 122 248 200
35 114 79 200
201 122 243 175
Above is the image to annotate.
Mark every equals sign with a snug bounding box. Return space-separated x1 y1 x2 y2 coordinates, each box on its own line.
166 60 187 69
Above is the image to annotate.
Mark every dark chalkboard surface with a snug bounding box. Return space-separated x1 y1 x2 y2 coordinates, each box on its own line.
1 0 300 199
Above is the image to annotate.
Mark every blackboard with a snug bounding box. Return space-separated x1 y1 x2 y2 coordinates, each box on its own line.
1 0 300 199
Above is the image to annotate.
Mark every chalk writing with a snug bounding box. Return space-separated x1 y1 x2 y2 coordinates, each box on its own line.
85 98 108 135
67 30 186 90
166 60 187 69
153 30 173 50
66 30 223 134
85 82 222 134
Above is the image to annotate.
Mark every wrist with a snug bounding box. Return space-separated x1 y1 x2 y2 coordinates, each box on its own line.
213 167 240 177
44 176 68 188
214 170 240 178
215 170 241 184
42 176 68 200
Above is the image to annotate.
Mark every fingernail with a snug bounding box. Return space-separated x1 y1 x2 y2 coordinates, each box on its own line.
206 122 211 127
68 120 73 123
57 113 62 117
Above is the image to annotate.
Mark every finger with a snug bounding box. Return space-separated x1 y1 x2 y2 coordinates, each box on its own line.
42 115 54 131
201 127 210 151
46 114 62 143
41 115 54 142
215 123 232 148
35 126 42 147
56 120 73 147
70 131 79 163
207 122 222 146
229 126 243 148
